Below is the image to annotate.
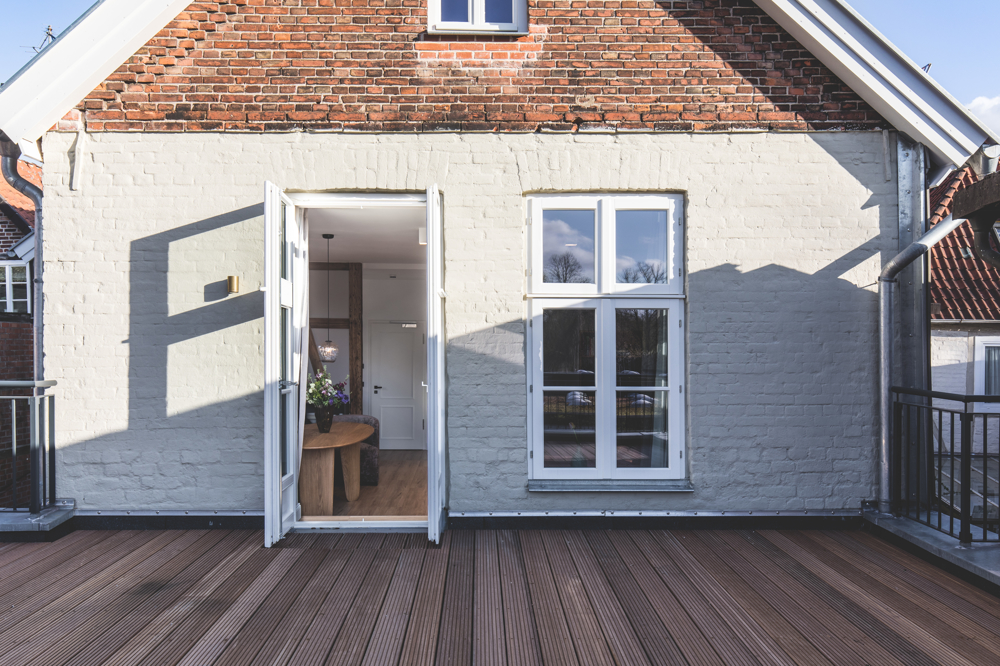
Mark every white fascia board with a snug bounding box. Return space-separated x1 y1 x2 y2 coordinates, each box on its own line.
0 0 191 161
9 232 35 261
755 0 998 169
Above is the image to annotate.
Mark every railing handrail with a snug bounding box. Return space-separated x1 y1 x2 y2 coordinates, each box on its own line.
891 385 1000 404
0 380 57 389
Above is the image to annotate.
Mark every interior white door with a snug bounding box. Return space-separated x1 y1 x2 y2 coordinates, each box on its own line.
264 182 302 547
426 185 446 543
370 322 426 450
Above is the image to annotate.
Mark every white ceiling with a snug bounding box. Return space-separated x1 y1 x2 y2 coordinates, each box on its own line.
307 206 426 265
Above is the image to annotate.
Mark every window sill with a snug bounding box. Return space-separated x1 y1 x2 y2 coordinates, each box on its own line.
527 479 694 493
426 27 529 37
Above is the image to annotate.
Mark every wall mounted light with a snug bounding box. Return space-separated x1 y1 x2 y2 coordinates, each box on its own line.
227 276 239 294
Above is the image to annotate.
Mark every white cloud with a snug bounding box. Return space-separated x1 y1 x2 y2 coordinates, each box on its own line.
969 96 1000 137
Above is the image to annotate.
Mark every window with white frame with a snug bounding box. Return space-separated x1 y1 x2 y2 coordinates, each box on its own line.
0 262 31 315
428 0 528 33
528 194 685 480
974 336 1000 410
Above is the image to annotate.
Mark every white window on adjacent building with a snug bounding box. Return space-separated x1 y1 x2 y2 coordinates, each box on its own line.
527 194 686 480
974 336 1000 411
0 262 31 315
428 0 528 33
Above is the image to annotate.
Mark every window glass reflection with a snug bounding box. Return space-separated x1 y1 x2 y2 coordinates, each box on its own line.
485 0 513 23
617 391 668 468
617 210 668 284
543 391 596 468
543 210 595 284
442 0 469 22
543 309 595 386
616 309 668 387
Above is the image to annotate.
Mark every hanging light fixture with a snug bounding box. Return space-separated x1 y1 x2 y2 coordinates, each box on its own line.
318 233 339 363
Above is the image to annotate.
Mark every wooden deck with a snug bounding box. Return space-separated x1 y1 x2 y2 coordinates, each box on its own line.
0 529 999 665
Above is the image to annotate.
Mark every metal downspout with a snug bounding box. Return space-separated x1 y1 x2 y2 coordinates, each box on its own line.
0 144 44 392
878 214 965 513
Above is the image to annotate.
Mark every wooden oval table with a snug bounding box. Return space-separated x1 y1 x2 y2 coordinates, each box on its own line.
300 422 374 517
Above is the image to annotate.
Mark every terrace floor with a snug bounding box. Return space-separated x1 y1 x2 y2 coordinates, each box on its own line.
0 528 998 665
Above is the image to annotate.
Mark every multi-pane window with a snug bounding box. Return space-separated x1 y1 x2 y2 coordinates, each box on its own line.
528 195 685 480
429 0 527 33
0 263 31 314
975 337 1000 408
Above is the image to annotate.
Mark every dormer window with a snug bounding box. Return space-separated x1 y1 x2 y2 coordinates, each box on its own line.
429 0 528 34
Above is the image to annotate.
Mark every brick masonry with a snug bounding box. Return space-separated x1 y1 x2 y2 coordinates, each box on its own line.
0 207 26 253
43 130 893 512
0 322 33 508
73 0 885 133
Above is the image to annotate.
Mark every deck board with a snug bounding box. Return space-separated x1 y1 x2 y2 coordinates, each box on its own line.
1 527 998 666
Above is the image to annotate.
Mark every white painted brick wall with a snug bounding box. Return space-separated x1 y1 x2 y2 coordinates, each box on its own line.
42 131 894 512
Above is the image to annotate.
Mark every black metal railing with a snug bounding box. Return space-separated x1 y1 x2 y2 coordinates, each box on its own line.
892 386 1000 544
0 381 57 514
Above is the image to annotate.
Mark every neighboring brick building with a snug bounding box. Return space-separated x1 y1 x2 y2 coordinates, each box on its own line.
0 0 995 539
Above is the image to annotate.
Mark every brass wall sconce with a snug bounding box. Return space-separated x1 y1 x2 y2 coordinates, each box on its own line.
227 276 239 294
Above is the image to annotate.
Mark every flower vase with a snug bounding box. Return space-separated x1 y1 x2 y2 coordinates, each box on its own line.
315 407 334 433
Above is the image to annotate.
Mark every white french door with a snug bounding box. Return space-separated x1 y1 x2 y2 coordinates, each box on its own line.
426 185 447 543
264 182 306 547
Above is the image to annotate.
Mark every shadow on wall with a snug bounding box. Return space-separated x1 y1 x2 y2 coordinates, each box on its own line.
60 204 267 510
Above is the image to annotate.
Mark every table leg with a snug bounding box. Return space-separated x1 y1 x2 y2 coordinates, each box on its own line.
300 447 335 516
341 443 361 502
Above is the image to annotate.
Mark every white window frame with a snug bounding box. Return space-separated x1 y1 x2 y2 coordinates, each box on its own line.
428 0 528 34
529 194 684 297
527 193 686 482
973 336 1000 412
0 261 31 315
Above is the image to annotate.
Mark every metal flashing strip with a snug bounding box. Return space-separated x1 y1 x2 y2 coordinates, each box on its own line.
75 510 264 517
451 509 862 518
933 320 1000 325
527 479 695 493
293 519 428 533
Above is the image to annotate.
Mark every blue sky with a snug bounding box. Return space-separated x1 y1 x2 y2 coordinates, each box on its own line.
0 0 996 132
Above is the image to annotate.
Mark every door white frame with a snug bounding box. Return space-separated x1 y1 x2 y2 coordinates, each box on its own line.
266 189 444 541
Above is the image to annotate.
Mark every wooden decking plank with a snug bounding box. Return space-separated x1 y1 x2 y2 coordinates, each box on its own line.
788 530 1000 664
762 530 979 666
19 530 225 666
336 533 366 550
0 530 160 639
714 530 909 666
325 547 402 666
135 547 279 666
283 533 320 549
0 541 44 570
0 529 96 577
0 530 114 599
563 530 651 666
404 533 430 549
496 530 544 666
64 530 258 666
360 532 387 549
586 531 690 666
607 531 723 666
846 530 1000 618
434 529 475 666
214 547 328 666
650 530 797 666
313 533 343 549
175 548 304 666
360 549 426 666
248 548 355 666
540 530 615 666
289 547 379 666
473 530 507 666
629 530 761 666
673 531 834 666
382 533 409 549
693 531 871 666
97 530 262 666
398 546 449 666
519 531 578 666
825 530 1000 636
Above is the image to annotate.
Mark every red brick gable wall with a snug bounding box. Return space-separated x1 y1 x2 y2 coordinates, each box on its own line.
0 208 26 253
75 0 884 133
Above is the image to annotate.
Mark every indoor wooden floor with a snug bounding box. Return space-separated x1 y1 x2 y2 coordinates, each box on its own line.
328 450 427 518
0 528 998 665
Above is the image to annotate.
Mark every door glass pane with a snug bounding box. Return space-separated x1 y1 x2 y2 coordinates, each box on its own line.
280 202 288 280
485 0 513 23
543 210 595 284
543 391 596 468
280 307 289 476
616 308 668 387
617 390 669 468
543 309 595 386
987 347 1000 395
617 210 668 284
442 0 469 22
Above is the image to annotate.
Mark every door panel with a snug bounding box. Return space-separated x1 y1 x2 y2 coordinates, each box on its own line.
371 322 424 449
426 185 446 544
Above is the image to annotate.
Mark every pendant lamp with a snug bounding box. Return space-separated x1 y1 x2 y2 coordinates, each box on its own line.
318 234 339 363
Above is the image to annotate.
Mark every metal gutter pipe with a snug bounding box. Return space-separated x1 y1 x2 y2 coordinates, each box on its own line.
1 138 44 391
878 214 965 513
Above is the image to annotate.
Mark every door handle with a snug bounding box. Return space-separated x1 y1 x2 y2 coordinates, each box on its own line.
374 386 383 389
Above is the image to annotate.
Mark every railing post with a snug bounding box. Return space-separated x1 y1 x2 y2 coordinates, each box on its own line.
892 399 902 515
29 395 41 514
959 409 974 545
48 395 56 506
